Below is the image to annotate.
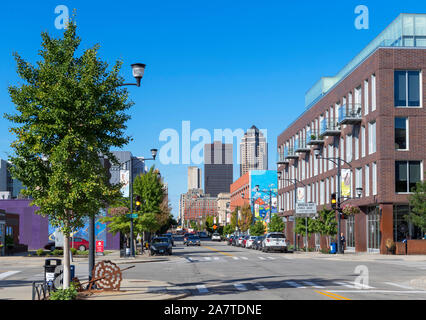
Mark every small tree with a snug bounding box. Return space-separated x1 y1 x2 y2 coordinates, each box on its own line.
230 208 239 231
238 204 253 232
268 213 285 232
314 207 338 248
223 224 234 236
250 221 266 236
407 177 426 234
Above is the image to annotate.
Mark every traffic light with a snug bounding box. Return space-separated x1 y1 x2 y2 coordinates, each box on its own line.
331 193 337 210
135 196 141 212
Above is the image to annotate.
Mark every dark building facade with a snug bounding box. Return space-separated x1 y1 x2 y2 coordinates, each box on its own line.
277 14 426 254
204 142 233 197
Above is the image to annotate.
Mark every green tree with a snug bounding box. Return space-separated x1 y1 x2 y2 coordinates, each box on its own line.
230 208 239 231
408 177 426 234
5 17 130 288
223 224 234 236
250 221 266 236
311 207 338 248
268 213 285 232
238 204 253 232
205 215 214 234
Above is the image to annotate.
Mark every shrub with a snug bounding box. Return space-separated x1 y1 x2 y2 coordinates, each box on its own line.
36 249 45 256
51 249 63 256
49 283 78 300
70 248 77 255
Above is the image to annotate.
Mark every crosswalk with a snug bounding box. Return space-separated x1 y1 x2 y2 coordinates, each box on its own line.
146 279 426 296
184 255 288 263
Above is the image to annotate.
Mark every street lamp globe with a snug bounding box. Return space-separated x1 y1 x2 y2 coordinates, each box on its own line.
277 171 282 179
314 148 321 158
150 148 158 160
356 187 363 198
131 63 146 87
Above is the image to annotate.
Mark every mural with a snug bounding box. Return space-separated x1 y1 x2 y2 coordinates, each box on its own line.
48 208 108 244
250 170 278 228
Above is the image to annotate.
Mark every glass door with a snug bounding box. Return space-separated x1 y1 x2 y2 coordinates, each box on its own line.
346 215 355 251
367 206 381 253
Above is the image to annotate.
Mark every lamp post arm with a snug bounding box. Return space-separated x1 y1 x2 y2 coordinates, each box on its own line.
318 156 352 168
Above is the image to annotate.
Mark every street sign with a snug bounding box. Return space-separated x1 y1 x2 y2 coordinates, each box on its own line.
126 213 138 218
295 203 317 217
96 240 104 256
213 225 217 230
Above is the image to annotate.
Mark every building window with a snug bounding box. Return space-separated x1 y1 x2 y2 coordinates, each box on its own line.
394 205 423 241
365 165 370 197
371 74 376 111
395 117 408 150
395 161 422 193
368 121 376 154
372 162 377 196
361 126 366 158
356 167 363 197
364 79 369 115
394 70 421 107
346 134 352 163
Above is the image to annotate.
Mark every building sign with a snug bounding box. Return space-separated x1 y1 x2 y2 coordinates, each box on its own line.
96 240 104 256
295 202 317 217
341 169 352 198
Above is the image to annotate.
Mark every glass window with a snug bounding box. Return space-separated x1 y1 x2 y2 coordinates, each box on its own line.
395 117 408 149
395 161 421 192
394 70 421 107
365 165 370 197
372 162 377 196
368 122 376 154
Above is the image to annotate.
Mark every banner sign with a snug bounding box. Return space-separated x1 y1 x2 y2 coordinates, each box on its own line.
297 187 305 203
120 169 130 197
341 169 352 197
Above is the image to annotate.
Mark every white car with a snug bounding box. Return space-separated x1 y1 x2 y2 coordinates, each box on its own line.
262 232 287 253
211 233 221 241
245 236 257 249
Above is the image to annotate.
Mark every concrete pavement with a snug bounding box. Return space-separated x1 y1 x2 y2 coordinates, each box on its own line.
0 250 190 300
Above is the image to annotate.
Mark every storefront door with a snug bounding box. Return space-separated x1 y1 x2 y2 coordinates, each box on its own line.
367 206 381 253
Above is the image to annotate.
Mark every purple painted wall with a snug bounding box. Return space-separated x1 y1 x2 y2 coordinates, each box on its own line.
0 199 120 250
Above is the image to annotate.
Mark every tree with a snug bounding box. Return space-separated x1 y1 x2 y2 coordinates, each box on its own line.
311 207 338 248
268 213 285 232
223 224 234 236
230 208 239 231
5 17 131 288
408 177 426 233
238 204 253 232
250 221 266 236
205 215 214 234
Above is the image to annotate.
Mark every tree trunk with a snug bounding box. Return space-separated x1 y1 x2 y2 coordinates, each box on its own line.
63 232 70 289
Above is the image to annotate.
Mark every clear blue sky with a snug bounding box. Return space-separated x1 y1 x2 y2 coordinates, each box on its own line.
0 1 424 218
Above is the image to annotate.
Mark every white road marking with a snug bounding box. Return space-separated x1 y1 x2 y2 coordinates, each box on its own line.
328 290 426 294
302 281 325 289
204 257 212 261
347 281 375 289
255 283 267 291
213 257 220 260
234 283 248 291
285 281 306 288
385 282 417 290
333 282 357 289
196 285 208 293
232 257 239 260
0 271 21 280
267 257 275 260
259 257 266 260
241 257 249 260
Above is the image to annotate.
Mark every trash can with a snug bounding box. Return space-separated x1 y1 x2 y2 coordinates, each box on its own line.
44 259 62 288
330 242 337 254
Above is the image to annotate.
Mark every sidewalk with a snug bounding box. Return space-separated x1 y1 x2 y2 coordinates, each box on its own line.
290 250 426 262
0 250 191 300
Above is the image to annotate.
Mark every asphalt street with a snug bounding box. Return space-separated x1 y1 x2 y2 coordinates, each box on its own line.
120 238 426 300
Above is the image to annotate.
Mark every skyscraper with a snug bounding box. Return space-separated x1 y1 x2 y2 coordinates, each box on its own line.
187 166 202 191
204 141 233 197
240 125 268 176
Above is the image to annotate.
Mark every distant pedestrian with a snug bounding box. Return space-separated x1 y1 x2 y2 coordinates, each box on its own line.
340 233 346 254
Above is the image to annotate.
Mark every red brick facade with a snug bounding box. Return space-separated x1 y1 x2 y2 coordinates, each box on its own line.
277 48 426 253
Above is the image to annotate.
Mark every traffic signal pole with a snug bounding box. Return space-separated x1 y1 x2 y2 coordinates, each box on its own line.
337 158 342 254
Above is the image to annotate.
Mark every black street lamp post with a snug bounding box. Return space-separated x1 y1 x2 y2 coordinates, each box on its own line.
314 148 362 254
277 171 307 251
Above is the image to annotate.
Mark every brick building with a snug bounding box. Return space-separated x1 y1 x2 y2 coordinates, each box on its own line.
181 189 218 228
277 14 426 254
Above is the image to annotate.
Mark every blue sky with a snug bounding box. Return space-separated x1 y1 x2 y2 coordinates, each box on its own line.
0 1 424 218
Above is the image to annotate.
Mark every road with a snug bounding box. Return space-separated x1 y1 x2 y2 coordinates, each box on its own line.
1 238 426 300
122 238 426 300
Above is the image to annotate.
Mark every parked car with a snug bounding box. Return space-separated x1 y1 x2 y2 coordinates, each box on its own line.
254 236 265 250
242 235 250 248
211 232 221 241
151 237 173 255
245 236 257 249
161 233 174 246
262 232 287 253
183 233 193 245
197 231 209 239
227 235 234 245
237 235 245 247
45 237 89 251
187 235 201 246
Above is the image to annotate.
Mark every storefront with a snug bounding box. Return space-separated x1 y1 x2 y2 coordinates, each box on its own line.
366 206 381 253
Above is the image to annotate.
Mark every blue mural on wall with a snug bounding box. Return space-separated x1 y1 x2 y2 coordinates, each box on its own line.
250 170 278 227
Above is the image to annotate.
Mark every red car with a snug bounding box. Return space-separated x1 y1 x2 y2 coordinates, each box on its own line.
71 238 89 251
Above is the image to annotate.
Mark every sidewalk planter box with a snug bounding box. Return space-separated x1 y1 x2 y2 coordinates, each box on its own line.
395 240 426 255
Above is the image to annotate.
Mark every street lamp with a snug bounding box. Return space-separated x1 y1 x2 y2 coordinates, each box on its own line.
313 146 354 254
118 63 146 87
277 171 307 251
